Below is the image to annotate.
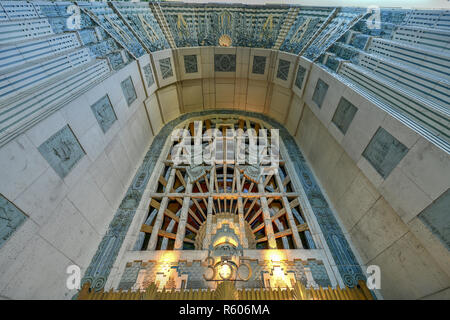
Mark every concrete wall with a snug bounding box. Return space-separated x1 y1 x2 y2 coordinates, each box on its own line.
296 65 450 299
0 46 448 299
0 60 154 299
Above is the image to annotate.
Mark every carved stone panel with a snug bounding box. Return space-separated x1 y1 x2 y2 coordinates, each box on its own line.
312 79 328 108
91 95 117 133
243 165 261 184
331 97 358 134
252 56 266 75
159 57 173 79
418 189 450 250
362 127 409 178
0 194 27 249
143 63 155 88
121 76 137 106
38 125 85 178
295 65 306 90
276 59 290 81
214 54 236 72
184 55 198 73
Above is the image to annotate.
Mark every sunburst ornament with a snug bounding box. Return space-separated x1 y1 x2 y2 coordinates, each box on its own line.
219 34 232 47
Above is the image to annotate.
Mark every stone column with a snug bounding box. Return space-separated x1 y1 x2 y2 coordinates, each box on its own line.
174 177 193 250
147 167 177 250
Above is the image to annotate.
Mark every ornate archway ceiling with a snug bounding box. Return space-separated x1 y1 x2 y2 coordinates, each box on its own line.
81 110 367 293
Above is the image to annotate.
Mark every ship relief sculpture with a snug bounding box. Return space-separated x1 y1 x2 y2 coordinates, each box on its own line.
121 76 138 106
91 95 117 133
38 125 85 178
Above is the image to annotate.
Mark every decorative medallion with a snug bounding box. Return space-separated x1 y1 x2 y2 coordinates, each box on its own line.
121 76 137 106
219 34 232 47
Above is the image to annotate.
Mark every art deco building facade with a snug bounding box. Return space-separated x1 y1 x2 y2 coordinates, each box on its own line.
0 0 448 300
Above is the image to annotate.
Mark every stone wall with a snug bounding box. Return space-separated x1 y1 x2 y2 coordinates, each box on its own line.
0 61 153 299
0 46 448 299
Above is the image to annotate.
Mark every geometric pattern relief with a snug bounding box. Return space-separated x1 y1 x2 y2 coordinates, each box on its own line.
362 127 409 179
143 63 155 88
159 57 173 79
0 194 27 249
252 55 266 75
37 125 85 179
184 55 198 73
331 97 358 134
121 76 137 107
295 65 307 90
418 189 450 250
311 78 329 108
214 54 236 72
91 95 117 134
276 59 290 81
81 110 367 293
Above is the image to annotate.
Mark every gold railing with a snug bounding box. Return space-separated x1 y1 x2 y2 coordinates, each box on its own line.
77 280 374 300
